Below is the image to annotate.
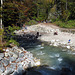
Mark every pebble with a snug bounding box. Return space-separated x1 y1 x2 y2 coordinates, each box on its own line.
0 53 4 58
9 57 16 62
0 46 40 75
67 46 70 49
1 59 9 66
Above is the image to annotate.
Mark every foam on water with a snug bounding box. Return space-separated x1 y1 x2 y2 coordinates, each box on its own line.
58 58 63 62
55 53 60 57
37 51 45 55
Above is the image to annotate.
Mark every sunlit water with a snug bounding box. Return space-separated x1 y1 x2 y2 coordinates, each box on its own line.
27 44 75 72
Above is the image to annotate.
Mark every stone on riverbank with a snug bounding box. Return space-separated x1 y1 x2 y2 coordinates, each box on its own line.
0 46 40 75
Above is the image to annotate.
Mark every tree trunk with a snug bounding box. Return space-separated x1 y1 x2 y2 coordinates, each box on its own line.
0 0 3 44
66 0 67 10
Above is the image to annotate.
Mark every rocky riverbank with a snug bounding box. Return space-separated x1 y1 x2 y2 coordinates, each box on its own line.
14 23 75 51
0 46 40 75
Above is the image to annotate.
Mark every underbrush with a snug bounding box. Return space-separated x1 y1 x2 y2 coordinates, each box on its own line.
54 20 75 28
25 20 38 25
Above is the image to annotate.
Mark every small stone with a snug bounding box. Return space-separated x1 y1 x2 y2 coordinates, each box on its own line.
1 59 9 66
10 63 17 69
0 57 3 60
5 52 9 57
17 64 24 75
6 48 9 52
13 54 18 59
20 47 25 51
67 46 70 49
13 71 19 75
0 67 5 73
9 57 16 62
5 67 14 75
0 63 3 68
16 58 21 63
53 43 58 47
19 53 24 58
51 40 55 43
0 53 4 58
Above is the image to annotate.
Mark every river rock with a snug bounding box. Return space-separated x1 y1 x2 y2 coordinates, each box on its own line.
67 46 70 49
13 54 18 59
1 59 9 66
9 57 16 62
12 71 19 75
19 52 24 58
0 57 3 60
0 67 5 73
0 46 40 75
5 52 9 57
0 53 4 58
53 43 58 47
51 40 55 43
0 63 3 68
5 67 14 75
10 63 17 69
6 48 9 52
16 63 24 75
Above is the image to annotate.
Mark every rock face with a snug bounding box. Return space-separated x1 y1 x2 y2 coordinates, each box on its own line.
0 46 40 75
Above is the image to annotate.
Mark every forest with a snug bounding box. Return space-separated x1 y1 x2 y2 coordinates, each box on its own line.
0 0 75 51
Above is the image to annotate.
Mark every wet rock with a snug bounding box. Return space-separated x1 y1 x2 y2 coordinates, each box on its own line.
9 57 16 62
1 59 9 66
53 43 58 47
5 52 9 57
19 52 24 58
0 53 4 58
0 57 3 60
0 67 5 73
16 58 22 63
13 71 19 75
5 67 14 75
6 48 9 52
10 63 16 69
51 40 55 43
60 68 71 75
67 46 70 49
17 64 24 75
13 54 18 59
0 63 3 68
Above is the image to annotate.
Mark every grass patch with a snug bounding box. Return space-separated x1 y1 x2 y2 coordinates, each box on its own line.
53 20 75 28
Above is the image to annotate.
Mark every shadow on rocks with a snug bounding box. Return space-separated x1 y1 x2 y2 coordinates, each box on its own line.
14 32 42 49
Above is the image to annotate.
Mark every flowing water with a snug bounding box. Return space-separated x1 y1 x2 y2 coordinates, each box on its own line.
16 35 75 75
25 43 75 75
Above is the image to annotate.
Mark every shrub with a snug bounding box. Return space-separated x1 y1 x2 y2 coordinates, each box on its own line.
0 47 4 53
25 20 38 25
54 20 75 28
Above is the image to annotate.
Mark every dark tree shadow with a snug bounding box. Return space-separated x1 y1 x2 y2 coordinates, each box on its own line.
15 57 75 75
14 32 42 49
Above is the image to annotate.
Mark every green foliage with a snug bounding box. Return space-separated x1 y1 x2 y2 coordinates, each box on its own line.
5 25 20 40
61 10 70 21
4 39 19 47
0 29 4 35
25 20 38 25
0 44 4 53
8 39 19 46
0 47 4 53
8 25 20 32
4 26 20 47
54 20 75 28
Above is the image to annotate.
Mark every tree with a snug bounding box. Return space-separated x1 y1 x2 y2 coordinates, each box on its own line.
0 0 3 29
0 0 3 44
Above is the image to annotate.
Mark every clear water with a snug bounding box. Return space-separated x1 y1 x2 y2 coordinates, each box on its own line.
27 44 75 71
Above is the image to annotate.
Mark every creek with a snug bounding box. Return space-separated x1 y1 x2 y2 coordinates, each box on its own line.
16 34 75 75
